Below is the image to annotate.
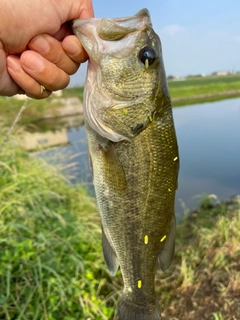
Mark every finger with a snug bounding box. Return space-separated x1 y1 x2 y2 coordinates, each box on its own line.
28 34 79 75
62 35 88 63
7 55 52 99
0 43 20 96
20 51 70 92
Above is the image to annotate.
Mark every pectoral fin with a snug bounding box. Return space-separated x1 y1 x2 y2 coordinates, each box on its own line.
158 215 176 271
102 225 119 276
102 141 127 195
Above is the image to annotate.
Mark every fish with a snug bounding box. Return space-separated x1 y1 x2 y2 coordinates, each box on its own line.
72 8 179 320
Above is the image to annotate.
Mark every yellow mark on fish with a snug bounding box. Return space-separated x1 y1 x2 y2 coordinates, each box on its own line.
138 280 142 288
160 235 167 242
122 109 128 115
168 188 171 192
148 115 153 122
145 58 149 69
144 235 149 244
173 156 178 161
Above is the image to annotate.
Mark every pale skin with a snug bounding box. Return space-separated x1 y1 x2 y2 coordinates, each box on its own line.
0 0 94 99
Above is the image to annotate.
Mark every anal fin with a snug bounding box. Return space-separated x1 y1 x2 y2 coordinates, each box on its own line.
102 225 119 276
158 215 176 271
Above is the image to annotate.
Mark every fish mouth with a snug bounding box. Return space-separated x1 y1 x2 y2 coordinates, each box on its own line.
72 9 152 59
72 8 151 33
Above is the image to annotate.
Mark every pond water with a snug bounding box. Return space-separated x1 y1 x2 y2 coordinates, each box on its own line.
32 97 240 218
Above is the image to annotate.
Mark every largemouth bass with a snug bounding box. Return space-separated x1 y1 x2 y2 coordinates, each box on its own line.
73 9 179 320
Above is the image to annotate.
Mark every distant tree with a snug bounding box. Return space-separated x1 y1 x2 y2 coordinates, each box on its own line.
186 74 203 78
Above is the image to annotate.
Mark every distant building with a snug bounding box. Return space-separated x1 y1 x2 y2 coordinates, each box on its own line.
212 70 236 76
167 75 186 81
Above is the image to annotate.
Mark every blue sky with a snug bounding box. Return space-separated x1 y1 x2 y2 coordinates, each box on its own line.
71 0 240 85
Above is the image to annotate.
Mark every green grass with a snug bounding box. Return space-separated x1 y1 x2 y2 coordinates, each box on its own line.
168 74 240 106
168 74 240 96
0 127 118 319
159 195 240 319
0 97 61 125
61 87 84 101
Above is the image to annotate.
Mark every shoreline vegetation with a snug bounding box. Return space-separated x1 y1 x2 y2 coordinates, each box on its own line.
0 131 239 319
0 74 240 124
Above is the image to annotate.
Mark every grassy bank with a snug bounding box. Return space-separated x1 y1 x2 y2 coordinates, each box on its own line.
160 196 240 320
0 87 84 125
0 97 61 125
0 128 118 320
168 74 240 106
0 128 239 319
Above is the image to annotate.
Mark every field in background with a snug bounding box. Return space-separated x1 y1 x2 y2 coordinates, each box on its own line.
168 74 240 106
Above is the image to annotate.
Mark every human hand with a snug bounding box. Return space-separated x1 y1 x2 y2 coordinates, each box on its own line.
7 33 88 99
0 0 93 99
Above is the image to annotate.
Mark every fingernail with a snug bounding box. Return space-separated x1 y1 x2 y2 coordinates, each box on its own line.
65 41 81 56
23 53 44 72
7 56 20 71
30 35 50 54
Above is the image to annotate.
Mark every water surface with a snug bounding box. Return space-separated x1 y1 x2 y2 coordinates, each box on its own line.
174 98 240 215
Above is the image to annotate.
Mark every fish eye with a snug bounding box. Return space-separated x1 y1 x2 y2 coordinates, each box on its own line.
139 46 156 67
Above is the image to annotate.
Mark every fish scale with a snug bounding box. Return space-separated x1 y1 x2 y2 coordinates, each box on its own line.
73 8 179 320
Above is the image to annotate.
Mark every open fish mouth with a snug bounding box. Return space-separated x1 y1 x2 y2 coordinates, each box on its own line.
72 9 152 60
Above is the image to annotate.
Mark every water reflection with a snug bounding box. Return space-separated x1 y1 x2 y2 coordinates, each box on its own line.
26 98 240 217
29 115 92 190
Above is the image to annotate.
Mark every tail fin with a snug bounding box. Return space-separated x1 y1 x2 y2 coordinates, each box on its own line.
118 298 162 320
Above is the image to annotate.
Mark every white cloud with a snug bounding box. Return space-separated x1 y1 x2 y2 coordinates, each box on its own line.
233 35 240 43
160 25 187 37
